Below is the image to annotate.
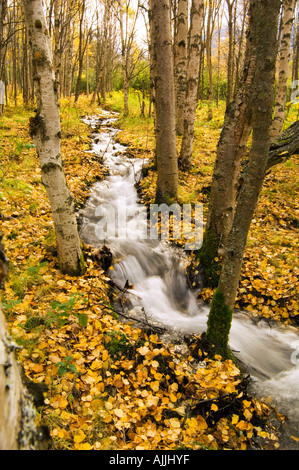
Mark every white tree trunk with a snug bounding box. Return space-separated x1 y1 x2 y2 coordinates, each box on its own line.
21 0 85 275
174 0 188 135
149 0 178 203
179 0 204 170
271 0 296 140
0 305 36 449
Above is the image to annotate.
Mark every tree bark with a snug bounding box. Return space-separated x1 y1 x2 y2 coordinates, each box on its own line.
199 19 255 287
206 0 214 121
206 0 281 359
0 241 37 449
117 0 140 116
292 10 299 84
74 0 86 102
22 0 85 276
225 0 236 107
0 306 37 449
149 0 178 203
53 0 62 99
267 120 299 170
179 0 204 171
0 0 7 116
174 0 188 135
271 0 296 140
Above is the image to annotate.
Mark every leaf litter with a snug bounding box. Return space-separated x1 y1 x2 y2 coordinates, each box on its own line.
0 99 290 450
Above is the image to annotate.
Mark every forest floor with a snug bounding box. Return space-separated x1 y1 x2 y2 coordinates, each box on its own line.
0 94 298 451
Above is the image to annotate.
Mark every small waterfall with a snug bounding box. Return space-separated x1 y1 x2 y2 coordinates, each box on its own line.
79 112 299 449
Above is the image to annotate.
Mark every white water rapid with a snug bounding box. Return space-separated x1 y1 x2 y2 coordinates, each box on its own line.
79 112 299 449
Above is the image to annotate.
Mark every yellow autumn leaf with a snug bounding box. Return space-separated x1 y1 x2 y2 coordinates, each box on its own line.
150 381 159 392
169 418 181 429
102 349 109 361
232 414 239 425
99 410 113 423
74 430 86 444
114 408 124 418
138 346 149 356
90 359 102 370
151 360 159 368
75 442 92 450
105 401 113 411
30 363 43 373
211 403 218 412
243 399 252 408
236 420 253 431
60 410 72 421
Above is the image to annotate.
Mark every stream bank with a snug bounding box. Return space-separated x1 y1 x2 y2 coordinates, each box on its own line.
79 111 299 450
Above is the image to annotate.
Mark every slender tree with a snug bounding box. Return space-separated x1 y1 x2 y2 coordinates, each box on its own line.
225 0 236 107
199 22 256 287
206 0 221 120
206 0 281 359
174 0 188 135
91 0 111 104
117 0 142 116
292 6 299 83
216 2 224 106
74 0 93 102
179 0 204 171
0 0 6 115
271 0 297 140
149 0 178 203
21 0 85 275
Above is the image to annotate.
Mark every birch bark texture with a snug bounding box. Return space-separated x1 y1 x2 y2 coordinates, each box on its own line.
179 0 204 171
225 0 236 107
207 0 281 358
174 0 188 135
21 0 85 275
271 0 296 140
149 0 178 203
0 241 36 449
0 304 37 449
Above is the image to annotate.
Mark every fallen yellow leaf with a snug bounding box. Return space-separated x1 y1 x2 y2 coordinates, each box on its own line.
74 430 86 444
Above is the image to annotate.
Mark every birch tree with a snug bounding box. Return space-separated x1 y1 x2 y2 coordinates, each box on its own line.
74 0 93 102
199 21 256 287
91 0 112 104
21 0 85 276
179 0 204 171
206 0 281 359
271 0 297 140
206 0 221 121
174 0 188 135
0 0 6 116
149 0 178 203
292 7 299 83
0 303 37 449
0 241 37 450
225 0 237 107
117 0 141 116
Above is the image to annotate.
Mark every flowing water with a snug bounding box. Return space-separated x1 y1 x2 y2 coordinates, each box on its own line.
79 112 299 449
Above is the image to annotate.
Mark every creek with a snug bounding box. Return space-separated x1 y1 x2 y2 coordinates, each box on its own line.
79 112 299 450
